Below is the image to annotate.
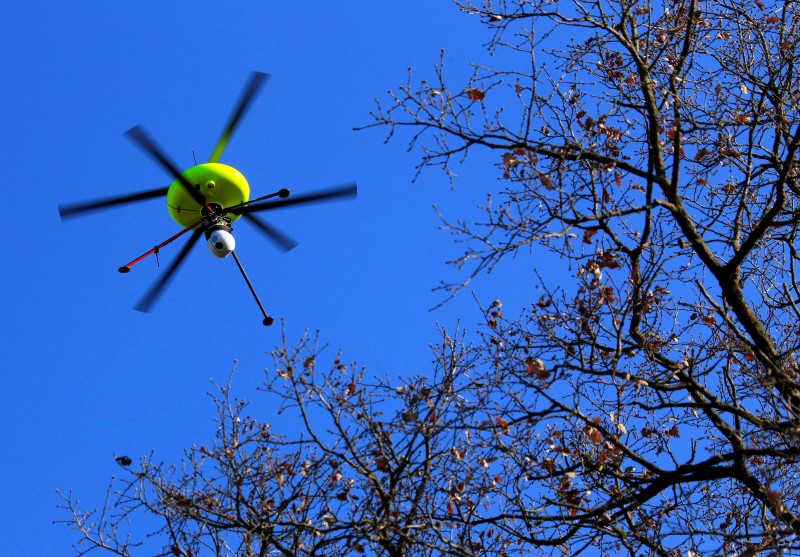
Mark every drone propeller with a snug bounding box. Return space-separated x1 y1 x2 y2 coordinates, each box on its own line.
242 213 299 252
125 125 207 207
58 186 169 219
134 229 203 313
228 182 357 215
208 71 269 164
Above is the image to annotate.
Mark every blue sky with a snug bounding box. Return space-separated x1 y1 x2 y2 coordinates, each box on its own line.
2 3 543 554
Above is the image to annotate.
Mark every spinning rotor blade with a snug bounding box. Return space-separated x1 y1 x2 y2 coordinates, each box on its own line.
125 125 207 207
230 183 357 215
243 214 298 252
59 186 168 219
134 229 203 313
208 71 269 164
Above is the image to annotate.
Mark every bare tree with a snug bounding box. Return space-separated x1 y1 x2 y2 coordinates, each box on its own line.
60 0 800 555
59 333 488 557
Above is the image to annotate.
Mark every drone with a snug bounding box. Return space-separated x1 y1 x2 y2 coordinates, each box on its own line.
59 72 356 326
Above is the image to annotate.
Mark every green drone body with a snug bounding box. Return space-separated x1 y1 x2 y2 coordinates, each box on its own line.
166 163 250 228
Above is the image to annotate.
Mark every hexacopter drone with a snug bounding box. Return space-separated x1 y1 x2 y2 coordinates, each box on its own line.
59 72 356 326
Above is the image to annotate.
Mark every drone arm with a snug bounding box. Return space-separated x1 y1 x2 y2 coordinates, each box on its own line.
230 250 274 326
221 187 290 215
134 230 203 313
118 218 204 273
228 183 357 215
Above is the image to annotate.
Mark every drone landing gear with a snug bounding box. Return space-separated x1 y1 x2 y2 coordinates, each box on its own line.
230 250 274 326
116 221 274 325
